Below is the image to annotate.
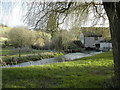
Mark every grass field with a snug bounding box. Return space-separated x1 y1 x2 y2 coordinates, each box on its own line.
2 51 114 88
1 47 53 56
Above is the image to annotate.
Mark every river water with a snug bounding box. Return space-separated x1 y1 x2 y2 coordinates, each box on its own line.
1 51 102 68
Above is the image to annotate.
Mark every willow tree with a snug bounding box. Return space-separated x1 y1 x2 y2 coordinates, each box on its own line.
24 0 120 87
47 11 58 37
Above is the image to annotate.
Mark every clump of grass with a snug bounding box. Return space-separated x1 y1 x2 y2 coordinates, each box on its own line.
2 51 114 88
1 47 64 65
2 53 64 65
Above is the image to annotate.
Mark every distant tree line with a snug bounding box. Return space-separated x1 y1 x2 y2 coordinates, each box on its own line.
1 26 83 52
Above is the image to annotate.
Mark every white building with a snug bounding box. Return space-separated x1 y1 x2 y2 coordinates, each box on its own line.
84 36 103 48
80 32 112 50
100 42 112 50
79 27 112 50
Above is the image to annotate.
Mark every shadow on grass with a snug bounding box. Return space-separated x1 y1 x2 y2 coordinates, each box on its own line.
2 58 114 88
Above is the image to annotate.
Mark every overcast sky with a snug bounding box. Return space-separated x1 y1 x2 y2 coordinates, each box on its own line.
0 0 109 29
0 0 25 27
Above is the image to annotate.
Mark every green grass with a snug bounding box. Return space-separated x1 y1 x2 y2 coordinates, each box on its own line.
2 51 114 88
1 47 52 56
1 47 64 65
3 52 63 65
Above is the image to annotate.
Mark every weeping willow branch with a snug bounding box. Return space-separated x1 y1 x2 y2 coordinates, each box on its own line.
23 1 107 29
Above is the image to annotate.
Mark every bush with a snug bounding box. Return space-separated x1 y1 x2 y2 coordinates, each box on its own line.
64 48 85 53
0 58 6 66
52 31 73 51
8 27 35 47
2 53 64 65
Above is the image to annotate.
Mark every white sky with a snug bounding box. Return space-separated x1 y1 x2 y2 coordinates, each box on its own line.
0 1 25 27
0 0 109 28
8 4 24 27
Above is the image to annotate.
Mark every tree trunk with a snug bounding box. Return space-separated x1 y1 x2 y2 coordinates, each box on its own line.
103 2 120 87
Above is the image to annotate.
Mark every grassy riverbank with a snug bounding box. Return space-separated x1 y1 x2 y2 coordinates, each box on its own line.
1 47 63 65
2 51 114 88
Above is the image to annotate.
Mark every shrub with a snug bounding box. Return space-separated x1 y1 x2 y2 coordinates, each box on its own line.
2 53 64 65
8 27 35 47
0 58 6 66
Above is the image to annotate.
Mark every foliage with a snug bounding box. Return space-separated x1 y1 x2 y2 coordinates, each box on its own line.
1 47 63 65
2 51 114 88
52 29 83 52
81 27 111 41
46 11 58 36
2 52 63 65
69 26 81 40
8 27 35 47
8 27 51 49
0 26 12 37
33 31 51 49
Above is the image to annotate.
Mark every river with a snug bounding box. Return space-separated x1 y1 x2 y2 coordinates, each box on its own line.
1 51 102 68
